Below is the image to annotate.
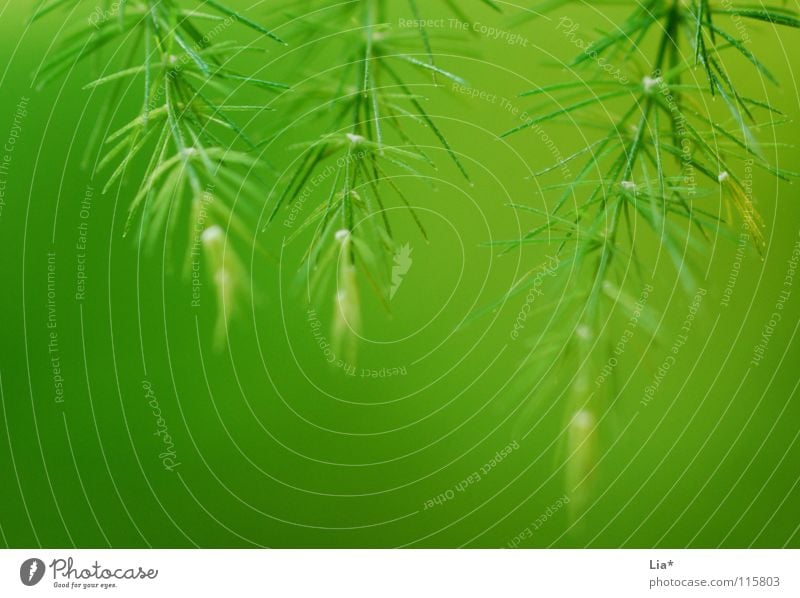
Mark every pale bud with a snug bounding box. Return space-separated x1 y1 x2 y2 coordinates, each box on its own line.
643 76 661 93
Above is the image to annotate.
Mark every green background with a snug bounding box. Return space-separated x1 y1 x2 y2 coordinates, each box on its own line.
0 0 798 548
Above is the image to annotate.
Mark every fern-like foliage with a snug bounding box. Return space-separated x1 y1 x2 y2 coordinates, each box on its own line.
268 0 481 357
33 0 285 345
500 0 799 519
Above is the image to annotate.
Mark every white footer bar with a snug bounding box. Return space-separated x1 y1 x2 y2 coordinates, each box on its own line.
1 549 797 597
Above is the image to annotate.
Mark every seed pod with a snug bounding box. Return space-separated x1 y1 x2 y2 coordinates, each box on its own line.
202 225 244 349
564 325 597 527
718 171 765 250
565 408 596 527
332 229 361 362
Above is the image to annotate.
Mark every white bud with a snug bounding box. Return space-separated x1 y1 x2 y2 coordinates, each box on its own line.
571 410 594 431
334 229 350 243
346 133 364 145
718 171 730 183
202 225 224 244
643 76 661 93
215 268 230 286
621 180 636 191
